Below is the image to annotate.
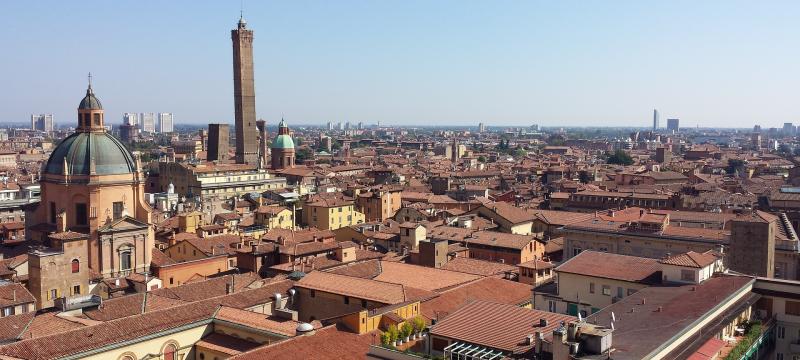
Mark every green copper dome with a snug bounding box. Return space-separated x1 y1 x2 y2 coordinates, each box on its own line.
272 134 295 149
44 132 137 176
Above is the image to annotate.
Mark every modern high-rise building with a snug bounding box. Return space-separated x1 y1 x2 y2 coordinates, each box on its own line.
140 112 156 133
122 113 139 127
478 122 486 132
207 123 230 162
30 114 54 132
783 122 794 135
158 112 174 133
666 118 679 133
653 109 659 130
358 122 364 130
327 122 333 131
232 16 258 165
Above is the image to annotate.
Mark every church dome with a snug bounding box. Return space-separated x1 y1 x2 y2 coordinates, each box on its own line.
272 134 295 149
78 86 103 110
44 132 137 176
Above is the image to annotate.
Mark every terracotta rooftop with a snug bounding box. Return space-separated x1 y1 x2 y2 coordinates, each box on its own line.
229 324 374 360
295 271 408 304
556 251 662 284
660 251 719 269
430 300 574 354
440 257 517 276
420 277 533 322
371 261 481 292
586 275 755 360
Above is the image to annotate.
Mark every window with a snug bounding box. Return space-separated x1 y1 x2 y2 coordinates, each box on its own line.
120 250 132 271
163 343 177 360
548 300 557 312
75 203 88 226
589 282 595 294
49 289 58 300
2 307 13 317
93 113 101 126
73 285 81 295
169 277 174 285
572 247 582 257
681 269 694 282
786 301 800 316
310 289 316 298
344 296 350 305
113 202 124 220
777 353 783 360
71 259 80 273
617 287 623 298
601 285 611 296
361 299 368 308
778 326 785 339
49 202 56 223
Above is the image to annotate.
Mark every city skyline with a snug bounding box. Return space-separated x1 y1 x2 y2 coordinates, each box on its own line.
1 1 799 128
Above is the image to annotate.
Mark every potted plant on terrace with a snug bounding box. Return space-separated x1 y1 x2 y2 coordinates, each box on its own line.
412 316 427 339
401 322 413 342
388 324 400 346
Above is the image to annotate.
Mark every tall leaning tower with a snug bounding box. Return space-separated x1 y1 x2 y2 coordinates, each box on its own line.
232 15 258 165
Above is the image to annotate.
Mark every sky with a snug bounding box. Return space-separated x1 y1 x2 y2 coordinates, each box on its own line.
1 1 799 128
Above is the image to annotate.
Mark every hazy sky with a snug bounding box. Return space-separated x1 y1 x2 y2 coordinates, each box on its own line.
1 1 799 128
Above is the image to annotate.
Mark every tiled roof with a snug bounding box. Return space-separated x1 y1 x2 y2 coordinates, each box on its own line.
440 257 517 276
229 324 374 360
556 251 661 283
325 259 383 279
295 271 407 304
0 282 35 308
420 277 533 322
372 261 481 292
0 312 34 343
194 332 261 356
430 300 574 354
215 306 301 337
586 276 754 360
660 251 719 268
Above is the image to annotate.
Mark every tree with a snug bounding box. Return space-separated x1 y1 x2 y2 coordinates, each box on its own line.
295 147 314 163
400 322 413 339
412 316 426 334
387 324 399 343
606 150 633 165
513 148 528 158
477 155 487 163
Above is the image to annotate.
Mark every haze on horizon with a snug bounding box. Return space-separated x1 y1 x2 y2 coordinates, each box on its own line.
1 0 798 128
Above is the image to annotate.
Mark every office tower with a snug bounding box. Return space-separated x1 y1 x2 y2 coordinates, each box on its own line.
754 125 762 133
478 122 486 132
327 122 333 131
30 114 54 132
337 122 344 130
140 112 156 133
653 109 659 130
784 123 794 135
256 119 268 168
358 122 363 130
666 118 679 133
122 113 139 127
232 15 258 165
207 124 230 161
158 113 174 133
345 121 351 130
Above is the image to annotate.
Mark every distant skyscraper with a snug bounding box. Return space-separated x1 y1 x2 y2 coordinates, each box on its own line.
158 113 174 133
753 125 762 133
327 122 333 131
337 122 344 130
207 123 230 161
783 122 794 135
122 113 139 127
232 15 258 165
30 114 54 132
358 121 363 130
478 122 486 132
653 109 659 130
666 118 679 133
140 112 156 133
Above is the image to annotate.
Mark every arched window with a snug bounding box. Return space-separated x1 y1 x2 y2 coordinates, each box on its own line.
71 259 79 273
120 250 132 271
163 343 177 360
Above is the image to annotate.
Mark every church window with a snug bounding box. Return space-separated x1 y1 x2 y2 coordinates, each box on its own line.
75 203 88 226
163 343 177 360
120 250 132 271
113 202 124 220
